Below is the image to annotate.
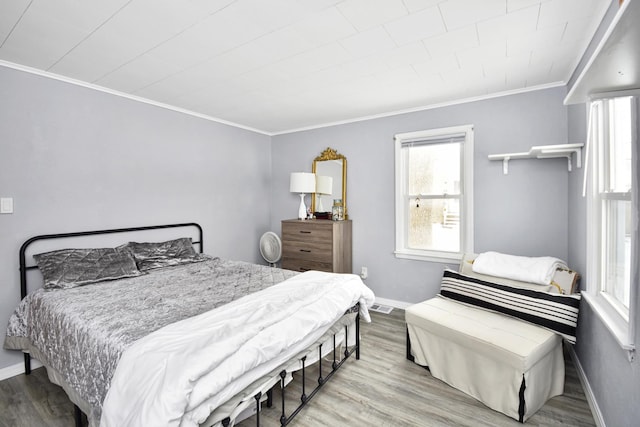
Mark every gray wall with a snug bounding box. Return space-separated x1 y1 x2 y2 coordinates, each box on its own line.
271 87 570 304
567 103 640 427
0 65 272 369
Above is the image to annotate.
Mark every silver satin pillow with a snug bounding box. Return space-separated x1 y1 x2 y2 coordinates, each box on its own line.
34 247 143 289
125 237 201 272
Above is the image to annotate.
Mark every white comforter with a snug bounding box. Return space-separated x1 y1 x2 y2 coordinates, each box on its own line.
100 271 375 427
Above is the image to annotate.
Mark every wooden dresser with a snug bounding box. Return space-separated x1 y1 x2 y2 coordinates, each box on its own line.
281 219 352 273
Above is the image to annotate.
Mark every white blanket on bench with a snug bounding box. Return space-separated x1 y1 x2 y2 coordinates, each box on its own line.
472 251 567 285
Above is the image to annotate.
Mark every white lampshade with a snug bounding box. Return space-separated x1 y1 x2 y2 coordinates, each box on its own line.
316 175 333 195
290 172 316 193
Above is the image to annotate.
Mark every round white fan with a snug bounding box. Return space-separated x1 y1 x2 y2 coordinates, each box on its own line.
259 231 282 267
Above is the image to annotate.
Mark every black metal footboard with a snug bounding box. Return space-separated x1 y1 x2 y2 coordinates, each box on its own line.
218 310 360 427
278 312 359 426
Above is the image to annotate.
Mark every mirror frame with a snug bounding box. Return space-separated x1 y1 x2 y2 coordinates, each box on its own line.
311 147 347 219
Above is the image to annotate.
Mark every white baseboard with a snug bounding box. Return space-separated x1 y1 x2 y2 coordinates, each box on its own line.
375 297 412 310
566 345 605 427
0 359 43 381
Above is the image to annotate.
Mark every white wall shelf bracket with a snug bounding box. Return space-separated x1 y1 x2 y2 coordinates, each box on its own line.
488 143 584 175
501 157 510 174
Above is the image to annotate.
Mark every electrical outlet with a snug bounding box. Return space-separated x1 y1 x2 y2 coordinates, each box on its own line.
0 197 13 214
360 266 368 279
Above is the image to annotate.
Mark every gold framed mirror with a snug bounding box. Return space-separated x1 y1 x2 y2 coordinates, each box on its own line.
311 147 347 218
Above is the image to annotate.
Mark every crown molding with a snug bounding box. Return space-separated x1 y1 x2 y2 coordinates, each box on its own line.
0 60 270 136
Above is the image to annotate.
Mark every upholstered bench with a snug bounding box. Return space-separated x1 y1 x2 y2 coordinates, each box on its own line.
406 298 564 422
405 255 580 422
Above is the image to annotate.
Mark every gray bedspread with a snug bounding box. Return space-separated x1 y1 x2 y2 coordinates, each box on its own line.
4 256 297 424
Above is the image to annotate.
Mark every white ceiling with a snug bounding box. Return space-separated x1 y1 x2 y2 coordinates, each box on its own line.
0 0 610 134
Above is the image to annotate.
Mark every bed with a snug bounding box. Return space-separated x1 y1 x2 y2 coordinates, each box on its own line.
4 223 375 427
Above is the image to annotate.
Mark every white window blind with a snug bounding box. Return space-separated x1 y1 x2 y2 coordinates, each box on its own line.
394 125 473 263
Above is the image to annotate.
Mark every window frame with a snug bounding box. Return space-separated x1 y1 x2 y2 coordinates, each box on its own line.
584 96 638 356
394 125 474 263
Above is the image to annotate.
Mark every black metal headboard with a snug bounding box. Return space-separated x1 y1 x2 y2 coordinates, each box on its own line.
19 222 203 300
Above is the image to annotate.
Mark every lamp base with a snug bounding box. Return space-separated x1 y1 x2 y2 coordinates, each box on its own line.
298 193 307 220
317 194 325 213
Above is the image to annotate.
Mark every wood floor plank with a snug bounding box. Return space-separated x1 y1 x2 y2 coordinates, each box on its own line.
0 309 596 426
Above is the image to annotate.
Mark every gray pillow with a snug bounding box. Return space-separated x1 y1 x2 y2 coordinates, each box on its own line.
34 247 143 289
125 237 201 272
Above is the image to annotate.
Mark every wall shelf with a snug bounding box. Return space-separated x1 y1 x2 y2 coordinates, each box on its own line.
488 143 584 175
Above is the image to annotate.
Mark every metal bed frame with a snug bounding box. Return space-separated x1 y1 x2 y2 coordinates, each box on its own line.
219 311 360 427
17 222 361 427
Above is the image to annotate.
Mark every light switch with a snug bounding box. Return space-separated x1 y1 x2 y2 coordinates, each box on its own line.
1 197 14 214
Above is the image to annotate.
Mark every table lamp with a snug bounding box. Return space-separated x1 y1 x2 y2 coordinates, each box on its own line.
290 172 316 220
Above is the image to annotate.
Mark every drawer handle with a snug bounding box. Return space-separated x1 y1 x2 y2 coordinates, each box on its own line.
299 231 311 234
299 249 311 253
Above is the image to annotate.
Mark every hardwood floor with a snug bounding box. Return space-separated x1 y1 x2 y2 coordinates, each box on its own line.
0 364 81 427
0 309 596 427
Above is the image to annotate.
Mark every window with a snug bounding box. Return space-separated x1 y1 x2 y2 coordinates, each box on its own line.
394 125 473 263
586 96 637 352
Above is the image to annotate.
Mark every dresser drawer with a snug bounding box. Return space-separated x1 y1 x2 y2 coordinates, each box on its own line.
282 221 333 242
281 257 333 273
282 239 332 263
281 219 352 274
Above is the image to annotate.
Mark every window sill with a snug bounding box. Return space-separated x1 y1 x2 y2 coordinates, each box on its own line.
394 250 462 264
582 291 636 359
